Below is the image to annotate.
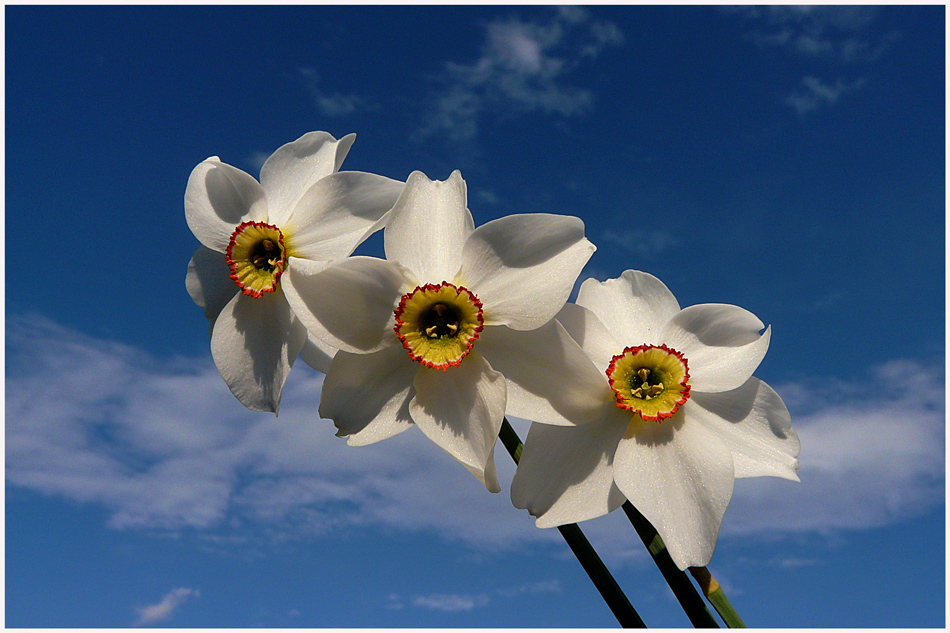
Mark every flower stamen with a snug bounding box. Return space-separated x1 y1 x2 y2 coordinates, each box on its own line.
226 221 288 297
394 283 484 370
607 344 691 422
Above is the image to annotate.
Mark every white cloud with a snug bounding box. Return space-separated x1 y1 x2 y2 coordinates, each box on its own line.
384 593 403 610
5 314 548 548
298 67 372 117
724 359 944 535
390 579 560 614
246 151 270 175
786 76 867 115
133 587 199 626
495 579 562 598
771 557 820 568
729 6 895 64
6 315 944 567
598 228 678 258
417 8 623 142
725 6 896 116
411 593 490 612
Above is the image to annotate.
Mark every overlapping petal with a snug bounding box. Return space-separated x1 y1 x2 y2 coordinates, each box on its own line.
282 171 403 261
260 131 356 224
384 170 474 282
660 304 771 393
298 334 336 374
555 303 622 374
576 270 680 347
511 410 629 528
185 246 239 330
511 268 797 570
690 378 801 481
613 412 735 570
476 320 612 427
457 214 595 330
319 344 418 446
184 158 268 252
410 352 506 492
210 289 308 415
282 256 415 354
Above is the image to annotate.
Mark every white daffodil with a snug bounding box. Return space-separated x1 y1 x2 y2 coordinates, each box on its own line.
184 131 404 414
282 170 608 491
510 270 800 569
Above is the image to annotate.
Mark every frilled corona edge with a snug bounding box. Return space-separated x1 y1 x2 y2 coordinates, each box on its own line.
394 282 485 370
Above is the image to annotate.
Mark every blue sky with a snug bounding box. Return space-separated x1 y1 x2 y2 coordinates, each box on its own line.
5 4 945 628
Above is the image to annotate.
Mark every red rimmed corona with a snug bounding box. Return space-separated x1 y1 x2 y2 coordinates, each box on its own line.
226 221 288 297
394 282 485 370
606 343 691 422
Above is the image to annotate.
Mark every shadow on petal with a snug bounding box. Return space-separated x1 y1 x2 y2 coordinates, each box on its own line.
204 165 259 225
625 409 685 447
692 379 795 440
409 352 506 478
221 289 304 412
513 410 629 526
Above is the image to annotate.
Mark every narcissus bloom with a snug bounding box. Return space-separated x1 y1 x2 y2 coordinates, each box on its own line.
510 270 800 569
283 170 607 491
185 131 403 413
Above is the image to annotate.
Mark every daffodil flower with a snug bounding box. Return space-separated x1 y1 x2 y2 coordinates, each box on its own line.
510 270 800 569
282 170 607 491
184 131 404 414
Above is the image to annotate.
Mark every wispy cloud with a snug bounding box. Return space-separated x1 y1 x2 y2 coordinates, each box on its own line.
785 76 867 115
133 587 199 626
411 593 490 612
771 557 821 568
598 228 678 258
724 6 896 116
495 579 562 598
298 67 373 117
6 315 944 565
5 314 547 548
728 6 897 64
246 151 270 175
389 579 560 613
726 359 944 535
417 7 623 142
384 593 404 610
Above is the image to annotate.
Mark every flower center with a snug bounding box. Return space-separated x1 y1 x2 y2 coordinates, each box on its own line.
394 282 484 370
606 344 691 422
226 221 288 297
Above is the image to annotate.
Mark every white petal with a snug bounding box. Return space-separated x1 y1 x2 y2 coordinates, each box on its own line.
457 214 595 330
660 304 771 393
511 411 629 528
690 378 801 481
260 131 356 224
184 158 268 251
555 303 623 374
476 321 613 427
299 334 336 374
576 270 680 347
283 172 404 261
185 246 238 332
384 170 473 282
319 344 417 446
210 289 308 415
613 411 735 570
282 256 415 354
410 351 506 492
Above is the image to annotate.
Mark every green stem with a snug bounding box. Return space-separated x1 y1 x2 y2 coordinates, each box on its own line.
689 567 746 628
621 502 720 628
499 419 646 628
